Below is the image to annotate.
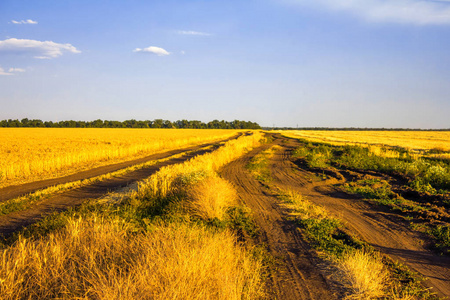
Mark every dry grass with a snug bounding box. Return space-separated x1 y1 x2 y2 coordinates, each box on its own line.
0 215 264 300
138 131 263 199
338 250 388 300
0 128 238 188
0 131 266 300
186 176 237 220
282 130 450 157
281 188 329 221
282 130 450 151
279 189 413 300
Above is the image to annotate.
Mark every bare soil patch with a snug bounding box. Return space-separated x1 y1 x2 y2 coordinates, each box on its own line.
269 137 450 298
220 136 338 300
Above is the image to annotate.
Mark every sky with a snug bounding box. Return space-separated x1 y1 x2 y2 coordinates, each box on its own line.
0 0 449 128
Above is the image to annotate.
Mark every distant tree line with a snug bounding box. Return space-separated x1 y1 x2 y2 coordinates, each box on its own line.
0 118 261 129
263 127 450 131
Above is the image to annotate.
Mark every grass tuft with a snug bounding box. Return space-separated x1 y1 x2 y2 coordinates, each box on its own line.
338 250 388 299
185 176 237 221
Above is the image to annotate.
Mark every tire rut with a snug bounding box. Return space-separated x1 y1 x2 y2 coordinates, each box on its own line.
269 139 450 299
0 133 242 203
0 135 240 238
220 137 338 300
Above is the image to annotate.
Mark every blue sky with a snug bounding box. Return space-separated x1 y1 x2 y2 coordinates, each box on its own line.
1 0 449 128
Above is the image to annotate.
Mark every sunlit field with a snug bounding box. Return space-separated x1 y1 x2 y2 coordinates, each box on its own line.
0 128 239 188
0 131 265 300
282 130 450 161
282 130 450 151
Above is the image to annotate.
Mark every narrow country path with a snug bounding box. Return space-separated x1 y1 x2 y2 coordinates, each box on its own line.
269 137 450 299
220 136 338 300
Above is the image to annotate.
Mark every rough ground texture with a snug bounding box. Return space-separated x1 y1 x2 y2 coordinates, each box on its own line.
1 132 448 299
0 134 240 238
220 136 339 300
268 136 450 299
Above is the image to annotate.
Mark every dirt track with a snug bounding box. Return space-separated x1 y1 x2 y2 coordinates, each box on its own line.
1 132 448 298
0 133 242 203
0 134 240 238
220 137 338 300
222 134 450 299
269 137 450 298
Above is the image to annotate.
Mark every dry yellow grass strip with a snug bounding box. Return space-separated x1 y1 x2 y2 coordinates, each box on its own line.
279 188 415 300
0 216 264 300
139 131 263 199
281 188 329 221
0 128 238 188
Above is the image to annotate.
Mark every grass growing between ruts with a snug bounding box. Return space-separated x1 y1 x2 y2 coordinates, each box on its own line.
291 139 450 256
0 131 266 300
246 146 280 183
278 189 439 300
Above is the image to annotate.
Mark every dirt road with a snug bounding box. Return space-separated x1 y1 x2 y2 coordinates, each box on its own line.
0 133 242 203
0 134 240 238
222 134 450 299
220 137 338 300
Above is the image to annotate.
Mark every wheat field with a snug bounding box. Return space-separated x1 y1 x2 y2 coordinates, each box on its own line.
0 128 238 188
282 130 450 151
282 130 450 160
0 131 265 300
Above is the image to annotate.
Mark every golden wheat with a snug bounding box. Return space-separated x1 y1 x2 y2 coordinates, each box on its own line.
0 128 239 188
282 130 450 152
0 131 266 299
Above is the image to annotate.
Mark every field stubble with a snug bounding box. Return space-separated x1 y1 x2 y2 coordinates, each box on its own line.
0 131 266 300
0 128 238 188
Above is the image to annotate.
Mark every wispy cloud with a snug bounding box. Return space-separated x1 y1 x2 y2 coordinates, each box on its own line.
0 67 25 76
289 0 450 25
177 30 212 36
9 68 26 73
133 46 170 56
11 19 38 24
0 38 81 59
0 67 12 76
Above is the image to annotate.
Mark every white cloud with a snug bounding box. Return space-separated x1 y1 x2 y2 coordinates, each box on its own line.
177 30 212 36
11 19 38 24
0 67 25 76
289 0 450 25
9 68 26 73
0 38 81 59
0 67 13 76
133 46 170 56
